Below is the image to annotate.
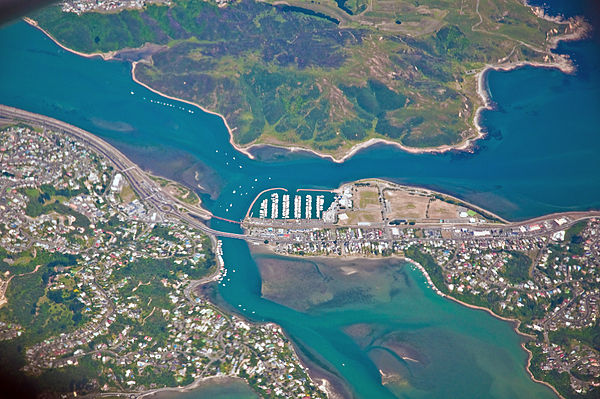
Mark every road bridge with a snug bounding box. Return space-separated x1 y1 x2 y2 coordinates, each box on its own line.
0 104 256 241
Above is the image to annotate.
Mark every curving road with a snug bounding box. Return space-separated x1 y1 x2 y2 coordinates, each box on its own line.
0 104 257 241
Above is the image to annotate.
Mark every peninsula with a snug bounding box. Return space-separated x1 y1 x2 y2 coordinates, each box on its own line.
26 0 589 160
1 105 599 398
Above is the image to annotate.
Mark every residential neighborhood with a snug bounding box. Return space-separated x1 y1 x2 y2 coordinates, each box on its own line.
244 180 600 397
0 124 326 398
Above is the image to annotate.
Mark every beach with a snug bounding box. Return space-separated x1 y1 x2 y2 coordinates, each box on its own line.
22 7 590 163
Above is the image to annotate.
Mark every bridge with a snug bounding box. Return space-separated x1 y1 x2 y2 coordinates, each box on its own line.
0 104 256 241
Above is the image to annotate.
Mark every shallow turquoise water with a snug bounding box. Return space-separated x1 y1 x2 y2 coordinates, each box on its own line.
0 2 599 396
218 244 557 399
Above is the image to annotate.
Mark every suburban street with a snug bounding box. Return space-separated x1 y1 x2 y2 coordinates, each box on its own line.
0 104 257 242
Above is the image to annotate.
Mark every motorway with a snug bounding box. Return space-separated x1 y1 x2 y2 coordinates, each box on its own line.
0 104 257 242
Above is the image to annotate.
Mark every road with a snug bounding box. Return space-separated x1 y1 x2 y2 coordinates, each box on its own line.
4 104 599 244
0 104 258 242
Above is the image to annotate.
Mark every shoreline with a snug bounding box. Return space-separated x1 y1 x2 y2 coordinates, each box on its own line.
351 177 510 223
23 9 590 163
23 17 118 60
128 60 260 159
402 257 566 399
134 375 247 398
20 10 590 397
252 246 567 399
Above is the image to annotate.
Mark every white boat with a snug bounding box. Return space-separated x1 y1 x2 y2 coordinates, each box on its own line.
282 194 290 219
271 193 279 219
259 198 268 218
294 195 302 219
316 195 324 219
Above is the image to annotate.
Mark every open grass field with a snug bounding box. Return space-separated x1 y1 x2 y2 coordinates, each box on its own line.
358 186 380 209
32 0 576 156
335 180 492 223
428 197 461 219
338 185 383 225
384 189 430 220
119 181 137 203
340 209 383 224
148 173 200 206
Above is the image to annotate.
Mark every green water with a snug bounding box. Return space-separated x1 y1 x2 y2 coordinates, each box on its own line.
216 241 557 398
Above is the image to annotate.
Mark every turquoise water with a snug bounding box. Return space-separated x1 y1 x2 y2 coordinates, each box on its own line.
153 379 257 399
217 246 556 399
1 21 599 223
0 1 599 396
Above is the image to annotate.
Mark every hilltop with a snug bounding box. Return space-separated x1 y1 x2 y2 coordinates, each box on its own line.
31 0 587 158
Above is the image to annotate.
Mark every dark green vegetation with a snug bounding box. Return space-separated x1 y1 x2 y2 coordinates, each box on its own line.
529 340 600 399
32 0 563 155
565 220 588 257
528 344 575 398
550 322 600 353
21 185 91 229
405 246 449 294
0 340 102 398
406 247 546 324
0 251 84 345
115 246 216 282
500 251 532 284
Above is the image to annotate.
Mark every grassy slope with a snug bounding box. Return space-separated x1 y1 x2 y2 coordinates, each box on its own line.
32 0 560 155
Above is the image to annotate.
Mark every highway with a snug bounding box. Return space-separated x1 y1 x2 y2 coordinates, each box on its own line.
3 104 599 244
0 104 256 241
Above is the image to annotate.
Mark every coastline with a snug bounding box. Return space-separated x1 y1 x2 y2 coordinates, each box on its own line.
351 177 511 223
134 359 340 399
23 7 590 163
19 10 592 397
134 375 248 398
251 246 567 399
402 257 566 399
285 338 349 399
128 60 260 160
23 17 117 60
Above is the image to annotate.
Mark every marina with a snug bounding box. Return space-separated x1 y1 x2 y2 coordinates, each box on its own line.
316 195 324 219
248 189 335 220
270 193 279 219
259 198 267 219
294 195 301 219
282 194 290 219
305 195 312 220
